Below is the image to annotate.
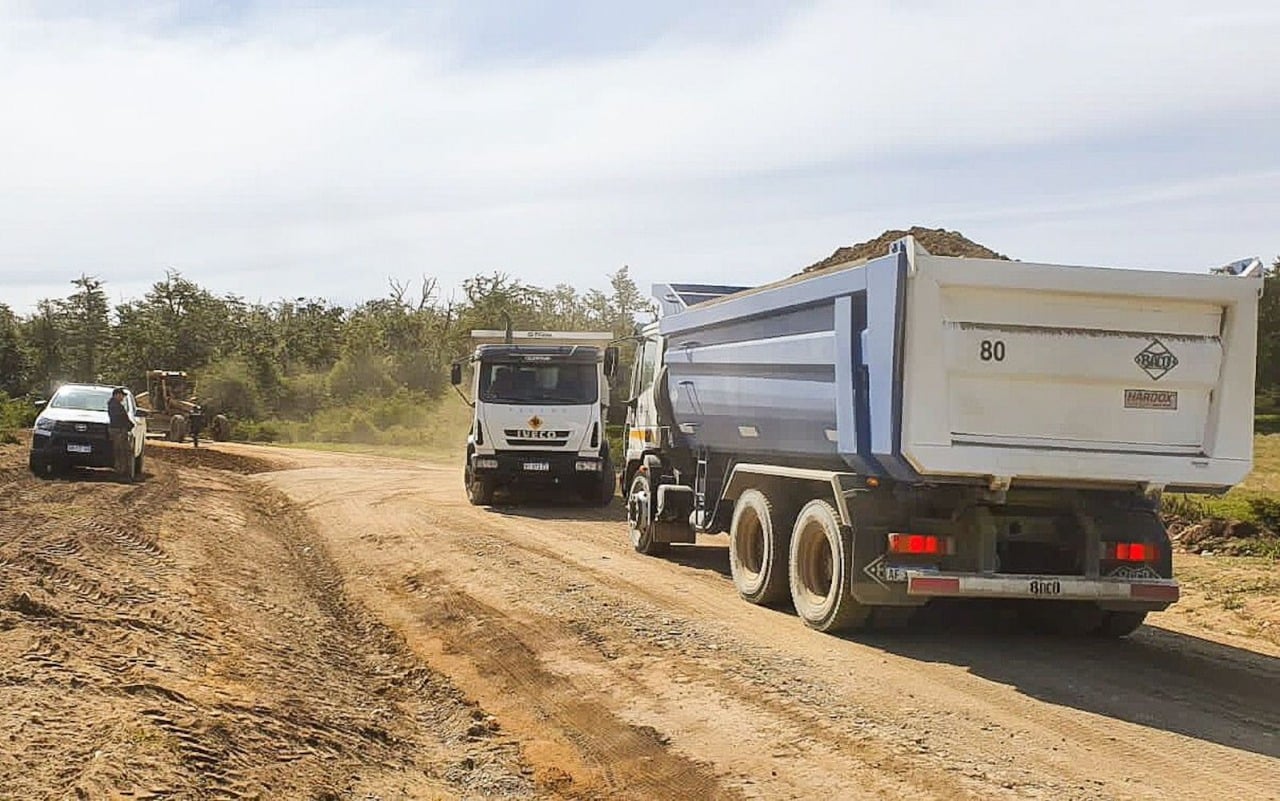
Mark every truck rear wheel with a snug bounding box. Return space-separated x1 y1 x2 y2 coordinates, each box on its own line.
627 473 668 556
730 489 790 605
788 500 869 632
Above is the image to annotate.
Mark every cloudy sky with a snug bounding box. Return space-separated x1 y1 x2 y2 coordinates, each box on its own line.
2 0 1278 313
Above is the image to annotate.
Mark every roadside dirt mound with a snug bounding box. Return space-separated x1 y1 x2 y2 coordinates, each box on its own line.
804 226 1009 273
1168 517 1280 557
0 444 535 799
146 442 278 474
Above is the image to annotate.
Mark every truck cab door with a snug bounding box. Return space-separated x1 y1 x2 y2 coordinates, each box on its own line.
624 337 662 467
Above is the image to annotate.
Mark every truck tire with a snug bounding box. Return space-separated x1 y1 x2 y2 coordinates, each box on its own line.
788 499 870 633
211 414 231 441
581 457 616 507
467 476 495 506
169 415 187 443
1096 610 1147 638
729 490 790 605
627 473 668 556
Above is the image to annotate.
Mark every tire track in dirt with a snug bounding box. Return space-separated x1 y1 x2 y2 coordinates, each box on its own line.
0 443 538 799
264 462 1280 801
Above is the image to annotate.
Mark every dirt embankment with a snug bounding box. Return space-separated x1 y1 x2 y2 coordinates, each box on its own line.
0 443 534 800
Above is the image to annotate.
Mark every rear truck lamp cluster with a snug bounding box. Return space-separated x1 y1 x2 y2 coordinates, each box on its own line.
575 460 602 472
887 533 955 556
1105 542 1158 562
473 456 499 470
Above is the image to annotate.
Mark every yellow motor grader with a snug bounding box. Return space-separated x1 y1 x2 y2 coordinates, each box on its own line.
135 370 231 443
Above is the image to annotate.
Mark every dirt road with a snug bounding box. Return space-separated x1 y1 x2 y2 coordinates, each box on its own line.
3 440 1279 800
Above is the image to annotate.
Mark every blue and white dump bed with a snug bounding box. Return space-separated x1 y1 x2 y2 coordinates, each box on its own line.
656 237 1261 493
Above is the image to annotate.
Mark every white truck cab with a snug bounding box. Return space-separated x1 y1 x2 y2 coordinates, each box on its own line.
453 330 619 506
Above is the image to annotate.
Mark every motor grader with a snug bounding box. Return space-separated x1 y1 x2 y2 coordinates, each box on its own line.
135 370 231 443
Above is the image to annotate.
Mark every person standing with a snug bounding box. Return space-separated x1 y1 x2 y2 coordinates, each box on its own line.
107 387 136 482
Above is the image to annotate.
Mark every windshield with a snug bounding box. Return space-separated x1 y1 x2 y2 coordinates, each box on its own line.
49 387 114 412
478 362 597 405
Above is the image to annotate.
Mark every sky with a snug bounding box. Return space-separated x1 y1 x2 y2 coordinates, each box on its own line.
2 0 1278 314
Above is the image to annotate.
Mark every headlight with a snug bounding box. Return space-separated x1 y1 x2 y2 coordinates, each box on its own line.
575 460 601 472
473 457 499 470
35 418 55 431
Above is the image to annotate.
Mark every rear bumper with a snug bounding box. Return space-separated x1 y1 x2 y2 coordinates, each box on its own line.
906 571 1179 610
471 451 603 484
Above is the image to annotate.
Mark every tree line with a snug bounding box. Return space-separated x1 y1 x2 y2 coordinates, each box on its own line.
0 268 654 442
4 255 1280 439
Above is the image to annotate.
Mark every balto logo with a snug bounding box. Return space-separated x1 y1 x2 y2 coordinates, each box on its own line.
1134 339 1179 381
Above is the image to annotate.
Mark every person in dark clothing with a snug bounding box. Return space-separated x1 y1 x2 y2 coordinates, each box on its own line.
107 387 135 481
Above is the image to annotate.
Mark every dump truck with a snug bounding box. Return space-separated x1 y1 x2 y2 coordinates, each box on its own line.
622 236 1263 636
453 330 620 506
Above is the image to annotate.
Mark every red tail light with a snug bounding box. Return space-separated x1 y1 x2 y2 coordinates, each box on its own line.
1105 542 1158 562
887 533 954 556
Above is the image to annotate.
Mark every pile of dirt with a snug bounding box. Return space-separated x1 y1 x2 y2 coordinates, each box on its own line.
1167 517 1280 557
146 442 278 474
803 226 1010 273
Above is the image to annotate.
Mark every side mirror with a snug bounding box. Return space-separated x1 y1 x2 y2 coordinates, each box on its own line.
603 346 619 379
33 399 47 408
450 363 463 386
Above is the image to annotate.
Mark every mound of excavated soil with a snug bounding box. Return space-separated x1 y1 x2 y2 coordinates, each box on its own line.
1168 517 1280 558
804 226 1010 273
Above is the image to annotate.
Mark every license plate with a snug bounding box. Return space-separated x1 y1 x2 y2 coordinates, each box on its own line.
522 462 550 472
66 443 92 454
883 566 913 583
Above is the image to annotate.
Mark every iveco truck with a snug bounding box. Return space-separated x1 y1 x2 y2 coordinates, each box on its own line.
453 329 619 506
622 236 1262 636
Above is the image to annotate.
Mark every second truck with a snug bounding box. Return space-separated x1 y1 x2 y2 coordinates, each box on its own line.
622 236 1262 636
454 329 619 506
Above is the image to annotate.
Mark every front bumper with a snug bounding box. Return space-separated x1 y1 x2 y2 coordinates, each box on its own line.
471 452 603 484
30 431 116 468
905 571 1179 610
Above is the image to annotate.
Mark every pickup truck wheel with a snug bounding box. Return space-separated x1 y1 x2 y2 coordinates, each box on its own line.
788 500 869 632
467 476 495 506
1096 610 1147 638
730 489 790 605
627 473 668 556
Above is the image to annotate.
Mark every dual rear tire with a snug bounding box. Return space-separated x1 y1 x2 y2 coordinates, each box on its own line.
728 491 869 632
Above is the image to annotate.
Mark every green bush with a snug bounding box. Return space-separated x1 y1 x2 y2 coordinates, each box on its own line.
0 391 37 436
278 372 329 420
196 358 263 420
1257 414 1280 435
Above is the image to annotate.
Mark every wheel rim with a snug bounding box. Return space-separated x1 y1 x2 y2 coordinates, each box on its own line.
735 507 765 580
628 476 651 545
794 517 834 609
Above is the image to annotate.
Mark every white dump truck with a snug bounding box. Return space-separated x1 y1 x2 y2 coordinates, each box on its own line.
622 236 1263 636
453 329 620 506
